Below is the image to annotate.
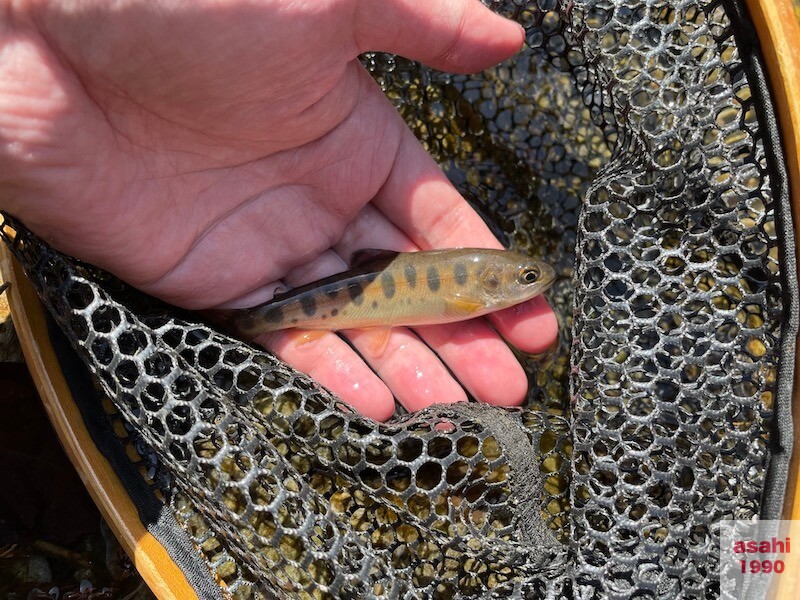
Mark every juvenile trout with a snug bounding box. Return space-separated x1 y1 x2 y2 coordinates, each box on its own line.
219 249 555 338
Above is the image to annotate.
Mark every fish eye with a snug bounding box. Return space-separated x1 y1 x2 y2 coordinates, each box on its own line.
521 267 540 284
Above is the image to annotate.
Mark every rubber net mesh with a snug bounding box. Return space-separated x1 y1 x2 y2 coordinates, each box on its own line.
0 0 793 597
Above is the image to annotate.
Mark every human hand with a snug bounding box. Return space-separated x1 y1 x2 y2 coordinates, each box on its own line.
0 0 558 420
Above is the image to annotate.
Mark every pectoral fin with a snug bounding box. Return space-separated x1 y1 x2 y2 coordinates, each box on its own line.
445 298 485 317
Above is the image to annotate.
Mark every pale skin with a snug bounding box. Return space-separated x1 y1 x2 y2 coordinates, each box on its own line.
0 0 558 420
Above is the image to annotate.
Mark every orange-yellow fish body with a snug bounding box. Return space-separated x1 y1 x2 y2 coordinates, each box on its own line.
223 249 555 338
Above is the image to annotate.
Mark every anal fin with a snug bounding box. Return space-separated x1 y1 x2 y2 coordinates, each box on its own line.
291 329 328 346
364 326 393 357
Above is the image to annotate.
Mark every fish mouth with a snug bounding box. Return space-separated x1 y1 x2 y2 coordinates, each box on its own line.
535 262 557 293
542 263 557 287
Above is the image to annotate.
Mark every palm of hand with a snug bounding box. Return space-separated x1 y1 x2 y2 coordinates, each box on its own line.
1 0 557 419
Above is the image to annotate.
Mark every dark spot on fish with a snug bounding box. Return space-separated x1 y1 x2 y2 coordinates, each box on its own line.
348 283 365 305
262 306 283 323
454 262 468 286
427 266 441 292
331 308 339 317
300 295 317 317
381 272 396 299
321 314 327 320
291 318 298 324
405 264 417 288
372 300 379 309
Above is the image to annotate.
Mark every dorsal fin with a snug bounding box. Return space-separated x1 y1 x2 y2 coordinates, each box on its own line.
349 248 401 268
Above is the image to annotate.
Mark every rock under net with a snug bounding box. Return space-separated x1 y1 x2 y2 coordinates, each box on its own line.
0 0 792 598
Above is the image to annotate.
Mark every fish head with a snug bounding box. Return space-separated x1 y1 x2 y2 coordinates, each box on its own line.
476 251 555 306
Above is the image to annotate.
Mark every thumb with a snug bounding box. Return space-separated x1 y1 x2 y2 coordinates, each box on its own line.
352 0 524 73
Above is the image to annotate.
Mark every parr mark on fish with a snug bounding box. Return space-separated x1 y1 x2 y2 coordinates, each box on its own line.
405 264 417 288
300 295 317 317
454 262 468 286
381 272 396 299
427 266 441 292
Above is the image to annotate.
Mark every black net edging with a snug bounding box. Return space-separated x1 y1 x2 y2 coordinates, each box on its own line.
2 0 798 598
726 0 799 522
43 314 226 599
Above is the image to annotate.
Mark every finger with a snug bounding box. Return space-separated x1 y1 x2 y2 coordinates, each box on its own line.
370 126 560 352
414 321 529 407
345 327 468 412
281 250 346 287
335 204 416 255
335 205 529 407
257 329 396 422
352 0 524 73
489 296 560 355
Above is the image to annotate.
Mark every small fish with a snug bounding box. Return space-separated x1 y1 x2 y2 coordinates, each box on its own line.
214 249 555 341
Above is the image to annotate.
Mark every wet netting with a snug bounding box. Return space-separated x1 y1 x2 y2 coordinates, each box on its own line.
1 0 797 597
